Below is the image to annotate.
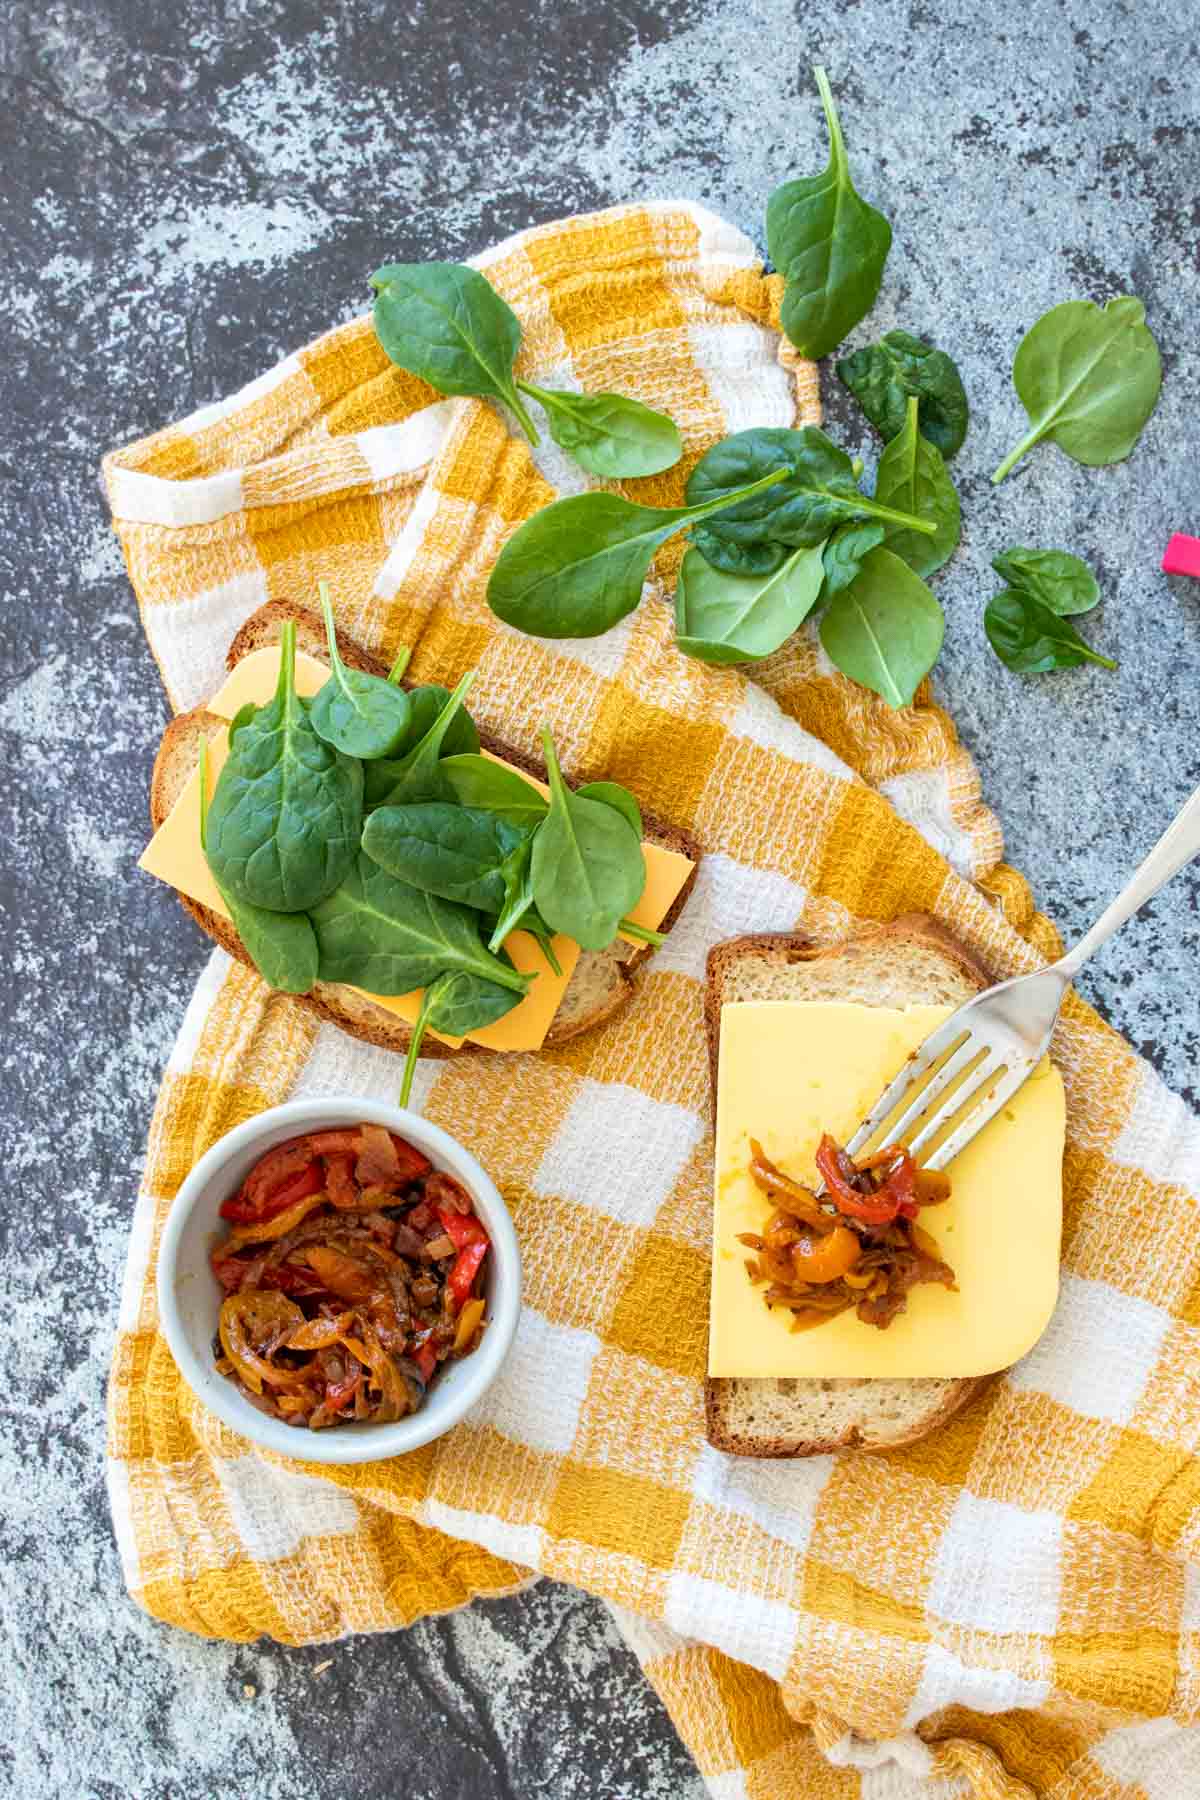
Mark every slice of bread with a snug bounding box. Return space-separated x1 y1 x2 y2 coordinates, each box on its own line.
704 916 993 1457
149 601 698 1057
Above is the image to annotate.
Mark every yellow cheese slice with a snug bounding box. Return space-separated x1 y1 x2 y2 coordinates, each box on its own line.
710 1001 1065 1379
139 647 694 1053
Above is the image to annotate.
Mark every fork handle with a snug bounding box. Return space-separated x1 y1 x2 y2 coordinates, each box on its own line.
1056 782 1200 979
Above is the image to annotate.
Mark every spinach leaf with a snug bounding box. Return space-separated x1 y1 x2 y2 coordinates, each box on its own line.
576 781 642 839
821 521 886 597
516 383 683 479
362 674 477 808
439 754 550 824
310 582 412 760
370 261 540 443
310 852 533 998
836 330 969 460
362 802 530 912
765 67 892 360
990 547 1099 615
198 738 318 995
484 835 537 950
361 681 481 808
686 428 934 574
530 729 646 950
675 540 827 664
819 546 945 708
992 295 1162 483
399 966 524 1107
204 619 363 912
480 843 564 975
487 465 790 639
516 903 564 976
873 398 960 578
984 590 1117 674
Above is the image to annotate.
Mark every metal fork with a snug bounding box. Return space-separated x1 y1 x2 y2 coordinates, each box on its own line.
840 782 1200 1174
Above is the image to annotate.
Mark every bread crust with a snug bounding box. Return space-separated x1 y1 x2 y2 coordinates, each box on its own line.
148 602 699 1057
703 917 994 1458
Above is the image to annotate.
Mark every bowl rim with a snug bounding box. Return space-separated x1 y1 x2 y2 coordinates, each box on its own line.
155 1096 521 1466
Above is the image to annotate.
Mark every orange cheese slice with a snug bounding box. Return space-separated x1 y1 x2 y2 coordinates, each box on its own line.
139 647 694 1053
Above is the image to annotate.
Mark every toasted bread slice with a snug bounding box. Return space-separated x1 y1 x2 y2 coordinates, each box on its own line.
704 916 993 1458
149 602 698 1056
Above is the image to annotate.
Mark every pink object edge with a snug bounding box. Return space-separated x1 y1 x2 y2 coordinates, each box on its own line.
1162 533 1200 578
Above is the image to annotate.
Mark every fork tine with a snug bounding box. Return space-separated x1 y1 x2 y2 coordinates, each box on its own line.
905 1047 1007 1164
919 1062 1034 1172
843 1022 972 1160
864 1035 994 1154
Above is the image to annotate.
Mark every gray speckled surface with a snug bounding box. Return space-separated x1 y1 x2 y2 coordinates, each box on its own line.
2 0 1198 1793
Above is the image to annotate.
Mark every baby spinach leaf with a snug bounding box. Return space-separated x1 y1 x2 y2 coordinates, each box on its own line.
873 398 960 578
362 674 477 809
198 738 318 995
362 802 530 913
576 781 642 840
836 331 969 460
227 700 258 745
765 67 892 360
484 835 537 950
204 619 363 913
686 428 934 574
821 521 886 597
819 546 945 708
984 590 1116 674
991 295 1162 483
399 966 524 1106
675 541 827 664
487 465 790 639
439 754 550 824
989 547 1099 615
310 582 412 761
517 382 683 479
370 261 539 443
530 729 647 950
310 852 533 998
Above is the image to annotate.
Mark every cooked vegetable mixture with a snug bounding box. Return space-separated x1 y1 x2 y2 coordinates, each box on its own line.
740 1135 955 1331
211 1125 490 1427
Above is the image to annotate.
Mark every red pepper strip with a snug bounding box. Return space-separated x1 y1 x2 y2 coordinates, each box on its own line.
210 1254 324 1296
856 1143 920 1219
413 1343 437 1384
815 1134 902 1225
435 1206 488 1253
447 1238 488 1308
325 1371 362 1414
389 1133 433 1183
219 1161 323 1223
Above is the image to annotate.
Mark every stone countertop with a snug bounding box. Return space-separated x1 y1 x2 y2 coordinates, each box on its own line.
1 0 1197 1794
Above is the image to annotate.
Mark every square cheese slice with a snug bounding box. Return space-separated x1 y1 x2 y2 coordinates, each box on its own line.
139 647 694 1053
710 1001 1065 1379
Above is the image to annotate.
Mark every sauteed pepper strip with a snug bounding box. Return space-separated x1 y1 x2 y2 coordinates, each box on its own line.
435 1206 491 1309
815 1134 919 1224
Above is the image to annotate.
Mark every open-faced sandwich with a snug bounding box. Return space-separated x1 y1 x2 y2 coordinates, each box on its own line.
705 917 1066 1456
141 597 697 1082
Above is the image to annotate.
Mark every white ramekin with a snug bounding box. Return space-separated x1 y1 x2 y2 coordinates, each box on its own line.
156 1096 521 1465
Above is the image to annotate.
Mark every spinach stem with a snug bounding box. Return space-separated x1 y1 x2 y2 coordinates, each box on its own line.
387 645 412 684
991 424 1045 485
506 383 541 447
618 919 666 947
854 496 937 535
399 984 438 1108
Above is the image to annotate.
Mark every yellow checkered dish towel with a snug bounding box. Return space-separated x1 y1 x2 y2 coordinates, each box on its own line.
104 202 1200 1800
